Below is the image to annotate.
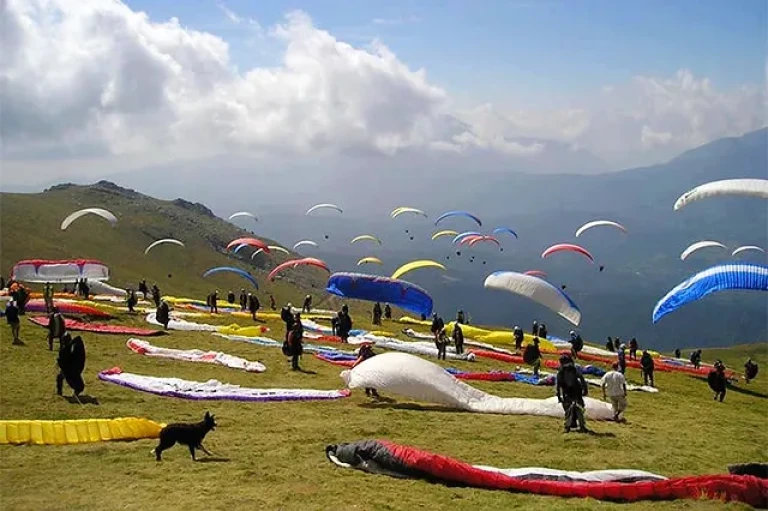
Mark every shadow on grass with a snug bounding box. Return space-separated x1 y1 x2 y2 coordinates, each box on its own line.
581 429 617 438
359 401 471 414
63 394 100 405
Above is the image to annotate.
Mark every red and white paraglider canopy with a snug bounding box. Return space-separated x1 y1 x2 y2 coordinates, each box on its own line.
11 259 110 283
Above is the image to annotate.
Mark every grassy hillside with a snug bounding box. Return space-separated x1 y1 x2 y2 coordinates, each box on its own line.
0 307 766 511
0 181 356 313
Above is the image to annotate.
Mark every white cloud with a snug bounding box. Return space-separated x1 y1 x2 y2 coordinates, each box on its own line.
0 0 765 186
372 16 421 26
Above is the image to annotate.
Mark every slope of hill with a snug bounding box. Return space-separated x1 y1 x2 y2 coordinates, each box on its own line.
0 181 343 312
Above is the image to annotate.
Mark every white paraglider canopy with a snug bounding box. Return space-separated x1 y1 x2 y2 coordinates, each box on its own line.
484 271 581 325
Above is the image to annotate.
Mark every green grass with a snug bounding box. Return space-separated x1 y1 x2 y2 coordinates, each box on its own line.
2 183 767 510
1 308 766 511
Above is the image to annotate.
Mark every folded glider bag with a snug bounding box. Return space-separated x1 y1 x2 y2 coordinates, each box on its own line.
325 440 768 507
126 339 266 372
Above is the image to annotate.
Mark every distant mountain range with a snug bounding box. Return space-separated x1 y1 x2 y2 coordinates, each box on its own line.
3 129 766 349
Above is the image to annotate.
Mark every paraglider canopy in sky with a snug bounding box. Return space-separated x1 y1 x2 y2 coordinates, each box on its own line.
673 179 768 211
484 271 581 325
61 208 117 231
390 207 427 219
575 220 627 238
202 267 259 289
326 272 434 316
541 243 595 263
268 245 290 255
492 227 518 239
144 239 185 255
226 237 270 253
680 241 727 261
293 240 319 251
431 230 458 241
732 246 765 257
12 259 110 283
652 263 768 323
267 258 330 281
228 211 258 222
357 257 383 266
350 235 382 245
434 210 482 227
306 204 343 215
391 260 447 280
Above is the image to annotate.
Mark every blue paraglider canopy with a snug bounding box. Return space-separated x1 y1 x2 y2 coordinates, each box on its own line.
203 266 259 289
326 272 434 316
652 263 768 323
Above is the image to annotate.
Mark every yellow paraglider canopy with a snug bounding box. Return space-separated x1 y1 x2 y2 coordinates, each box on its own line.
431 230 459 241
357 256 383 266
391 260 447 280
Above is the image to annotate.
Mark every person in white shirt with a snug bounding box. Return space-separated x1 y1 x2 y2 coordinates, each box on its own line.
601 362 628 422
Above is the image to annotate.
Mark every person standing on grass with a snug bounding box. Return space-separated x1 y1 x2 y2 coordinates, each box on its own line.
523 338 542 377
557 354 588 433
384 303 392 321
537 323 548 340
744 359 758 384
48 306 66 351
430 313 445 343
531 320 538 336
690 349 702 369
353 343 380 399
601 362 628 422
126 289 138 313
674 348 681 359
138 279 148 300
452 322 465 355
617 344 627 374
302 295 312 313
248 293 260 321
43 282 54 313
629 338 639 361
337 305 353 343
152 284 161 308
281 303 295 341
708 361 728 402
372 302 382 326
5 300 22 345
435 328 449 360
56 333 86 400
227 290 235 304
606 336 615 352
640 350 655 387
288 313 304 371
239 289 247 311
156 300 171 330
513 326 524 352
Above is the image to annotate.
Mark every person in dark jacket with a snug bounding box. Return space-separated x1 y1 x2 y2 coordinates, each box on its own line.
674 348 681 359
353 343 380 398
430 313 445 342
138 279 148 300
531 320 538 336
248 293 260 321
605 336 614 352
690 349 702 369
302 295 312 313
152 284 161 308
239 289 247 311
640 349 655 387
537 323 548 340
48 307 66 351
57 333 86 401
629 338 639 360
5 300 22 345
523 338 542 377
384 303 392 320
456 310 465 324
288 314 304 370
744 358 759 384
556 354 588 433
708 361 727 402
209 290 219 313
452 322 464 355
569 331 584 357
435 328 449 360
126 289 138 313
513 326 524 352
227 290 235 304
269 294 276 311
281 304 295 341
337 305 353 343
156 300 171 330
614 337 621 351
81 280 90 301
372 302 382 326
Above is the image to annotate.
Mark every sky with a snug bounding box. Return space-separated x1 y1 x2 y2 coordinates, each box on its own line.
1 0 766 189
